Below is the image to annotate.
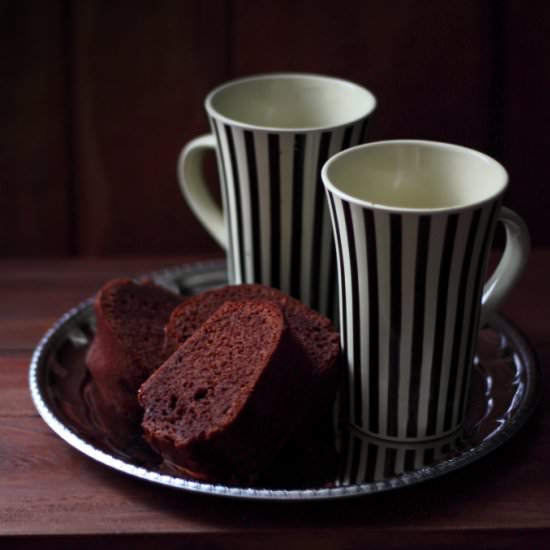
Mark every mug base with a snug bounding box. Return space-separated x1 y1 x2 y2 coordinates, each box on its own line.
344 422 465 446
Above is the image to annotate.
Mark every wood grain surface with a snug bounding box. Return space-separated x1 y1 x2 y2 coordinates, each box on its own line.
0 253 549 548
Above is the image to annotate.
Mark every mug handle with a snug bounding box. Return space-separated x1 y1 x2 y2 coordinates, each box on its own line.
177 134 227 249
480 206 530 326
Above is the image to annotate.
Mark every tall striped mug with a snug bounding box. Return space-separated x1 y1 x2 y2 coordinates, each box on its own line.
322 140 530 442
178 73 376 318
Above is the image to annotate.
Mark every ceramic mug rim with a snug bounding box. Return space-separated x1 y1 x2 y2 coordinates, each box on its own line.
204 72 377 133
322 139 509 214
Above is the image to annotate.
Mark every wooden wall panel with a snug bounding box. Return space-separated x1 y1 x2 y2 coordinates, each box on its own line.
231 0 494 151
0 0 70 256
72 0 229 256
499 1 550 246
0 0 548 256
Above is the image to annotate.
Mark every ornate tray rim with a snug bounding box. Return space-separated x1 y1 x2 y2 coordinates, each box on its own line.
28 260 542 501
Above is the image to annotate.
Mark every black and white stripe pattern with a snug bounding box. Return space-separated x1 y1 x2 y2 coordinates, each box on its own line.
326 192 500 440
337 427 465 484
209 116 371 318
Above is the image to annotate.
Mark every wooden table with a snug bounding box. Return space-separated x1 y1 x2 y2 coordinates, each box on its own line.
1 252 548 549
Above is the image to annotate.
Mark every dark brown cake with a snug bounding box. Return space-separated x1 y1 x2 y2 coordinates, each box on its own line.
138 300 316 482
163 283 342 403
86 278 182 430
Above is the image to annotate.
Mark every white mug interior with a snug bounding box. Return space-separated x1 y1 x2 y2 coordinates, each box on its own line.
322 140 509 211
206 73 376 131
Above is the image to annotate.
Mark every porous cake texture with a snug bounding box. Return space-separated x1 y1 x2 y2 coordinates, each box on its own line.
163 283 342 405
86 278 182 428
139 300 316 482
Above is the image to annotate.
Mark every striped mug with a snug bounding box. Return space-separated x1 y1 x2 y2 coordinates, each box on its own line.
322 140 530 442
178 73 376 318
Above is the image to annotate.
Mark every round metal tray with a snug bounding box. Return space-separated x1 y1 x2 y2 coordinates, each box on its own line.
29 260 541 500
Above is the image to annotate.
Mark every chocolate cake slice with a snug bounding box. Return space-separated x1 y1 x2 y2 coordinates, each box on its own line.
163 284 342 404
139 300 316 482
86 278 182 430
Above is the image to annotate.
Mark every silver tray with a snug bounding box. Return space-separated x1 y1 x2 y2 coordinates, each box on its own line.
29 260 541 501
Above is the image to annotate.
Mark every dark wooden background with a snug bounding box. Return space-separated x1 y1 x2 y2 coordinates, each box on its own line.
1 0 549 258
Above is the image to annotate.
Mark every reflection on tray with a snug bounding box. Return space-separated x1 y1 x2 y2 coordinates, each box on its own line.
337 427 466 485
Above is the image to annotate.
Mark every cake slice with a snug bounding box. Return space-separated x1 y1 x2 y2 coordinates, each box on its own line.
138 300 317 483
86 278 182 430
163 284 342 406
